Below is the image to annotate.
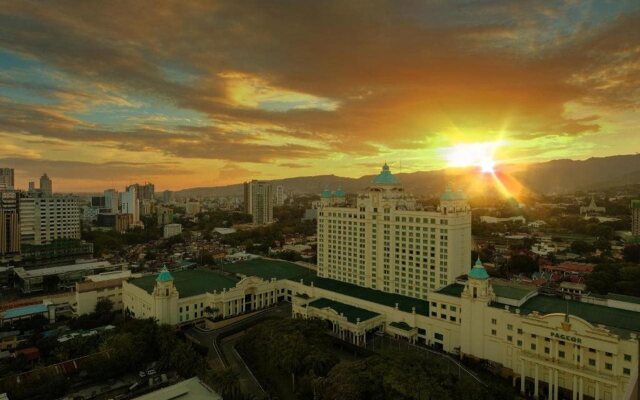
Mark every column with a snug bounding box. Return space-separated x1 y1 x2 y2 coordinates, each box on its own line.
534 364 539 399
594 381 599 400
572 376 577 400
520 360 526 394
578 377 584 400
554 369 559 400
548 368 554 400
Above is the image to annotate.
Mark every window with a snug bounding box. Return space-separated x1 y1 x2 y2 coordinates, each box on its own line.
605 363 612 371
517 328 523 334
531 344 536 350
624 354 632 362
507 335 513 342
588 359 596 366
605 352 612 357
491 318 497 325
517 340 523 347
544 347 550 354
624 368 631 375
434 333 444 340
559 351 565 358
491 329 497 336
507 324 513 331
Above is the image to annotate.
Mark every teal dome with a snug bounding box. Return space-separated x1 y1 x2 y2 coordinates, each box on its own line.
320 189 331 198
156 266 174 282
468 258 489 280
335 188 345 197
372 163 400 185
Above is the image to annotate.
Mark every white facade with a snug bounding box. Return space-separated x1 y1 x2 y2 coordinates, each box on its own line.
275 185 285 206
244 180 273 225
185 201 201 216
120 187 140 223
317 164 471 299
163 223 182 239
39 173 52 196
33 196 81 245
18 195 36 245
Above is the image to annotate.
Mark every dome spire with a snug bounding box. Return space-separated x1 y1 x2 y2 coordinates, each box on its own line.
468 257 489 280
156 265 174 282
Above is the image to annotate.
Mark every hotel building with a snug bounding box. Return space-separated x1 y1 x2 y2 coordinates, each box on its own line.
317 163 471 299
120 165 639 399
244 180 273 225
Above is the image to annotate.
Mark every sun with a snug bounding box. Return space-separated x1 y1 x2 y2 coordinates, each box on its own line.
444 141 501 174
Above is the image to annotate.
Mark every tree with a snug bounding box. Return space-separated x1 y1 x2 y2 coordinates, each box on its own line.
623 244 640 263
94 298 114 315
506 254 538 275
570 240 593 255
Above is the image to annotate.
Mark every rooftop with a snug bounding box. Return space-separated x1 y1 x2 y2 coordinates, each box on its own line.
132 377 222 400
389 321 414 331
226 258 429 315
2 303 49 320
14 261 113 279
498 295 640 336
129 270 237 298
308 298 380 323
436 283 465 298
372 163 400 185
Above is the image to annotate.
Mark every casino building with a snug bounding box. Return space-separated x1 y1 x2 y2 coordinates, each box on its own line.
122 165 639 400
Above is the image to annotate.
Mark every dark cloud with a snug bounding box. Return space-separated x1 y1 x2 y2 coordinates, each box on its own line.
0 0 638 164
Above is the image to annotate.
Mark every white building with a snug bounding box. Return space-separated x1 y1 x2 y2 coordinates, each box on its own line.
244 180 273 225
18 195 36 245
317 164 471 299
0 168 14 190
185 201 201 217
275 185 285 206
120 186 140 224
480 216 526 224
163 223 182 239
104 189 119 213
32 195 81 245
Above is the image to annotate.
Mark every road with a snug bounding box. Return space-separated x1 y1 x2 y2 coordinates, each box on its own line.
184 303 291 398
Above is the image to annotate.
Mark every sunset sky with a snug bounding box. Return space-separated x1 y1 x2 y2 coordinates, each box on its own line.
1 1 639 192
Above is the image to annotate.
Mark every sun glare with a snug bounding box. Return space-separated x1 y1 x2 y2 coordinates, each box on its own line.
445 141 501 174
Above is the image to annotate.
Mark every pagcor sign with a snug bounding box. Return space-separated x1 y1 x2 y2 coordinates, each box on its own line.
550 331 582 344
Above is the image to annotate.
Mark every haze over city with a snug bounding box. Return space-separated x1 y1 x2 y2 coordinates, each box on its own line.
1 1 639 191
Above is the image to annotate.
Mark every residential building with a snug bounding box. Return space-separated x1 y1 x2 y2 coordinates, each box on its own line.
480 216 526 224
632 200 640 237
97 213 132 233
0 191 20 256
162 190 174 203
126 183 155 201
0 168 14 190
19 239 94 269
275 185 285 206
120 186 140 223
317 164 471 299
32 195 81 244
164 223 182 239
39 173 52 196
104 189 119 213
244 180 273 225
185 201 201 217
157 206 174 226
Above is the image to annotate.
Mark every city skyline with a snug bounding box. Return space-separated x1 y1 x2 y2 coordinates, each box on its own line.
1 1 639 192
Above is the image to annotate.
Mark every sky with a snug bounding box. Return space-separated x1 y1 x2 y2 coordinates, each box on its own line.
0 0 639 192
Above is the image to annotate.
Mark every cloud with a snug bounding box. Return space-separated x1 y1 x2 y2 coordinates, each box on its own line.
0 0 638 190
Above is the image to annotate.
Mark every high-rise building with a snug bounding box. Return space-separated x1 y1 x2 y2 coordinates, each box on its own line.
632 200 640 237
275 185 285 206
28 181 36 192
120 186 140 223
244 180 273 225
0 191 20 256
104 189 119 213
162 190 174 203
126 183 155 201
185 200 201 217
0 168 15 190
157 206 174 226
40 173 52 196
316 164 471 299
33 196 81 244
18 194 36 245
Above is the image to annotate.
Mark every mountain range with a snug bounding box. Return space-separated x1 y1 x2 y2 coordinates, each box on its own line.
176 154 640 198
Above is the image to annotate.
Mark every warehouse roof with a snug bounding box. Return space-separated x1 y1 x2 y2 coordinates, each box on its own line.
2 303 49 320
308 298 380 323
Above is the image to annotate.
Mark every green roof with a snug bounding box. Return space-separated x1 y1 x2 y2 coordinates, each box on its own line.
226 258 429 315
389 321 414 331
493 281 536 300
500 295 640 336
437 283 465 298
320 189 331 198
308 298 380 323
372 163 400 185
605 293 640 305
130 270 238 298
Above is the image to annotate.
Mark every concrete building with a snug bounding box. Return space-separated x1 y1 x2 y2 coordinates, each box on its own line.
157 206 173 226
32 196 81 244
19 239 94 269
0 168 14 190
275 185 285 206
39 173 52 196
632 200 640 237
132 377 221 400
73 270 133 315
164 223 182 239
317 164 471 299
97 213 132 233
126 183 155 201
185 201 201 217
14 260 120 294
244 180 273 225
122 257 640 399
480 216 527 224
120 186 140 224
104 189 119 213
162 190 174 203
0 191 20 256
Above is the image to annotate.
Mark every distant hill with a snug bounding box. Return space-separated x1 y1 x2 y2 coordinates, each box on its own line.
176 154 640 198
